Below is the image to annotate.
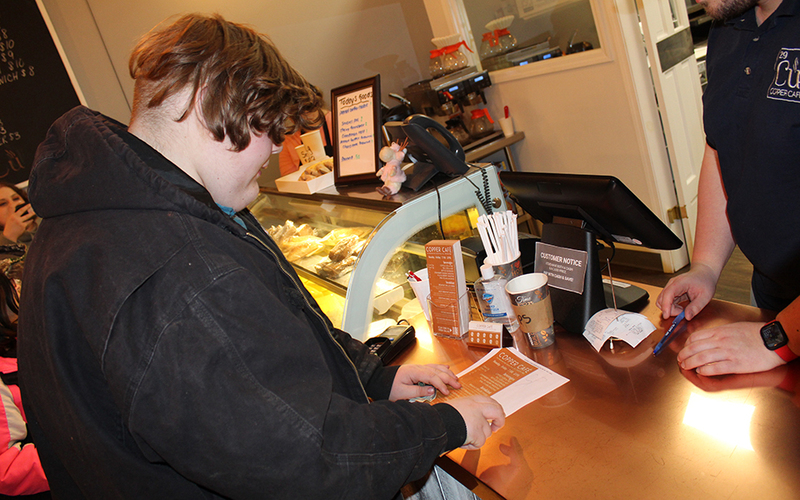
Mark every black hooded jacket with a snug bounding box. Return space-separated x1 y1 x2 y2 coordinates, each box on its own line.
17 106 465 499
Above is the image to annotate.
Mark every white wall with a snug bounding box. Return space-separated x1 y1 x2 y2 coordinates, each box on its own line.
40 0 435 124
39 0 130 122
479 17 657 218
485 60 649 186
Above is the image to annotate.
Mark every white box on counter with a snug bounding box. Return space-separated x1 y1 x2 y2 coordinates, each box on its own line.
275 157 334 194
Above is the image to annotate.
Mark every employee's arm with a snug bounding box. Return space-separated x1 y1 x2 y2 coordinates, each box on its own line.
657 143 736 319
778 298 800 358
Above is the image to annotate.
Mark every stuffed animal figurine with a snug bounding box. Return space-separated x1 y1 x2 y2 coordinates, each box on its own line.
376 138 409 196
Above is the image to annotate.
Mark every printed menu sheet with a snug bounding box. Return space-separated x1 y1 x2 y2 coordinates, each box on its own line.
436 348 569 416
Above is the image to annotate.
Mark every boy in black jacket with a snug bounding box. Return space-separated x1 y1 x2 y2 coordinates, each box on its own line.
19 13 503 499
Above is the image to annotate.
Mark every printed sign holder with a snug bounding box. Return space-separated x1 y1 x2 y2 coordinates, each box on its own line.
538 223 607 335
536 223 650 334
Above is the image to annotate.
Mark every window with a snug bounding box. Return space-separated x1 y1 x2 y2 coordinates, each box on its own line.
464 0 601 71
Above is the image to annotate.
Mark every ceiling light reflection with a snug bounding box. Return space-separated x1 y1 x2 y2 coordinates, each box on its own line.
682 392 755 451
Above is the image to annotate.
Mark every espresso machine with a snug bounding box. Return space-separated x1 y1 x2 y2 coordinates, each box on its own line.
401 67 495 147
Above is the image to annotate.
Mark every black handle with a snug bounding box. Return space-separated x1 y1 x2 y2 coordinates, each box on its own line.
404 114 466 162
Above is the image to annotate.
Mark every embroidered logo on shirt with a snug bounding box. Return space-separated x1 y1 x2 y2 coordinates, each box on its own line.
767 48 800 103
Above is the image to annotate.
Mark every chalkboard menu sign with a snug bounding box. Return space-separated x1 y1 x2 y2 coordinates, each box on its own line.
0 0 83 184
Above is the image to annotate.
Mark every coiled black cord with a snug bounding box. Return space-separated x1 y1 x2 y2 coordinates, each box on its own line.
462 165 493 214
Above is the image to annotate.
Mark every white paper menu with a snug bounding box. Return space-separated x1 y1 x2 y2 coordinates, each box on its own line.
435 348 569 416
335 88 376 177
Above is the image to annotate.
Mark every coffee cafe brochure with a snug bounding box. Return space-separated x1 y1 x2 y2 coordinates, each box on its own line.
434 348 569 416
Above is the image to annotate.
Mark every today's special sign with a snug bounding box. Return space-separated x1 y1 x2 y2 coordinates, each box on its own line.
331 75 381 185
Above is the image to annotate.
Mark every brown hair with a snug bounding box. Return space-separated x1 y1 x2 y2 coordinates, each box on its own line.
0 182 28 204
0 182 28 231
129 13 324 151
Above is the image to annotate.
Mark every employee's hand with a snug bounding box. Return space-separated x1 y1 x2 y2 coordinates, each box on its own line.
677 321 785 376
3 203 37 243
447 395 505 450
656 263 718 320
389 364 461 402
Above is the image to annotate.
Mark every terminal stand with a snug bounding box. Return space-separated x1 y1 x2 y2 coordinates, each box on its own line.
539 223 607 334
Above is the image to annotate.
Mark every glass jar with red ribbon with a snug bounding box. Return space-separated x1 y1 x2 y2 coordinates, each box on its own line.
494 28 517 54
441 40 472 75
429 49 445 79
479 32 501 60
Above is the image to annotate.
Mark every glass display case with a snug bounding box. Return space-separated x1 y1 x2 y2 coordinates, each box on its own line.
249 165 506 341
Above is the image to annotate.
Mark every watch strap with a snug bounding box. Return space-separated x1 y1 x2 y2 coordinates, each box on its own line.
775 344 798 362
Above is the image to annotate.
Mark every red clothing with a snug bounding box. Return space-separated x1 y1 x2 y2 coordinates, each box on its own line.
0 356 49 495
278 131 306 176
278 112 333 176
777 297 800 358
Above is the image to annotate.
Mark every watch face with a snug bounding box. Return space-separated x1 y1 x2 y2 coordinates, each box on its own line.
761 321 789 350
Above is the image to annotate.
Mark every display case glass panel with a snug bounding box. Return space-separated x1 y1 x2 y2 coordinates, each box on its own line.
248 166 506 340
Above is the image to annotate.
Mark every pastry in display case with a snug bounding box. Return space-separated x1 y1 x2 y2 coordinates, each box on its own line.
249 165 506 341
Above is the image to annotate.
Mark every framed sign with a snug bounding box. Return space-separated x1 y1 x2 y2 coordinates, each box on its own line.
331 75 381 185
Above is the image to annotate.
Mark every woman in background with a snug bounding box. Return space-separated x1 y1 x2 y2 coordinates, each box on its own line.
278 111 333 176
0 183 37 247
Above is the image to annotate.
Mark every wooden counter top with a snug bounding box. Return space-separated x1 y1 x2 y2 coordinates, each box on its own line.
464 131 525 164
395 282 800 500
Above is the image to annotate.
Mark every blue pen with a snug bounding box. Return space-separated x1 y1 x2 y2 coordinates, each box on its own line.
653 310 685 356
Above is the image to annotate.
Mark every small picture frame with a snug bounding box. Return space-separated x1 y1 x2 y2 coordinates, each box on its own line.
331 75 382 185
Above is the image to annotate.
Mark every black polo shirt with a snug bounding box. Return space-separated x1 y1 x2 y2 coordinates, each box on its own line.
703 0 800 310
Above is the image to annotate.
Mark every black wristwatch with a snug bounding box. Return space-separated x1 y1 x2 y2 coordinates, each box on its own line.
760 320 798 362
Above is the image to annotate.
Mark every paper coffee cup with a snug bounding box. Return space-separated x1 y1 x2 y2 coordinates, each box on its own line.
407 268 430 321
498 116 514 138
484 251 522 282
301 130 326 160
506 273 555 349
295 144 316 165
